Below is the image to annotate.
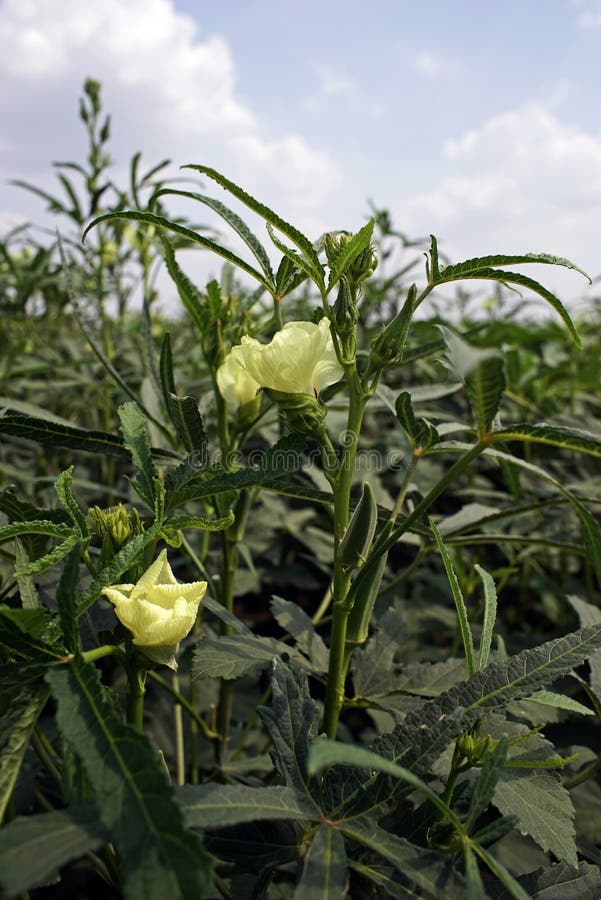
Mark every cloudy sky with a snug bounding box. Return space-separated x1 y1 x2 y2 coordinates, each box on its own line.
2 0 601 310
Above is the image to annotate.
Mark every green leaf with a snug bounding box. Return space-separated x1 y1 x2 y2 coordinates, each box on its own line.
326 219 375 290
463 845 488 900
274 254 310 298
153 188 276 285
183 165 324 279
258 659 321 809
46 656 213 900
55 467 89 538
494 767 577 865
339 818 465 899
520 862 601 899
201 596 253 636
159 237 210 332
179 784 310 827
438 327 505 438
159 332 176 411
490 423 601 458
118 402 157 509
0 410 176 460
465 736 509 832
525 689 593 716
567 595 601 697
438 252 590 282
167 394 208 454
437 267 581 346
0 520 72 547
56 545 81 653
0 805 107 898
0 685 48 823
430 517 476 675
17 532 80 577
14 539 40 609
266 223 324 288
293 823 348 899
395 392 439 451
165 511 234 532
270 595 329 673
0 606 63 659
204 820 300 870
474 563 497 671
84 210 274 291
192 633 310 680
76 523 163 616
351 606 405 701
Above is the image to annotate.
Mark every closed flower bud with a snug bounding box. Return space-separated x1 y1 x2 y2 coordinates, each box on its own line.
349 243 378 284
240 319 342 397
101 549 207 669
368 284 416 371
264 388 327 435
324 231 351 267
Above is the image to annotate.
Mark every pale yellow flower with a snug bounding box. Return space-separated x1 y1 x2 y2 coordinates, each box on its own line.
101 549 206 652
239 319 342 396
216 344 261 408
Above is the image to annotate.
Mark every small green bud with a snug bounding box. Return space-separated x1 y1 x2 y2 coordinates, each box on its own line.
340 482 378 572
368 284 416 371
324 231 351 267
348 242 378 284
265 388 327 435
332 275 359 336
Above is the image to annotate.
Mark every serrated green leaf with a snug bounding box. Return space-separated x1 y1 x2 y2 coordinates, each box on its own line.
351 606 405 701
0 805 107 898
183 165 324 279
274 254 310 298
465 736 509 832
17 532 80 578
0 520 72 546
14 539 39 609
165 511 234 532
395 392 439 450
46 656 213 900
491 423 601 458
494 767 577 865
0 411 177 460
118 402 157 509
293 823 348 899
167 394 208 454
270 596 329 673
475 563 497 671
430 518 476 675
339 818 465 899
0 685 48 822
327 219 374 290
55 467 89 538
178 784 310 827
521 861 601 899
153 188 275 285
192 633 310 680
56 545 81 653
84 210 274 291
159 332 176 412
464 845 488 900
524 689 593 716
438 252 590 282
437 267 581 346
258 659 321 809
266 223 324 288
567 595 601 697
438 327 505 438
159 237 209 332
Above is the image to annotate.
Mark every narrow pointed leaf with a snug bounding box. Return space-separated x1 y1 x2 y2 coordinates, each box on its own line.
430 517 476 675
159 237 209 331
0 805 107 899
153 188 275 284
475 563 497 671
56 545 81 653
55 467 89 538
490 423 601 458
293 823 348 899
118 402 157 509
184 165 323 276
46 657 213 900
159 333 176 412
438 252 590 282
18 532 80 577
84 210 273 290
167 394 208 454
465 736 509 831
0 412 132 459
266 223 324 288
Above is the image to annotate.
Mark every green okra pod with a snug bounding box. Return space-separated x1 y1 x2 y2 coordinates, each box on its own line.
345 548 389 645
339 481 378 573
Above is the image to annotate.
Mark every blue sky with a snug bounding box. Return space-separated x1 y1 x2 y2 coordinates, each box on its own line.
1 0 601 309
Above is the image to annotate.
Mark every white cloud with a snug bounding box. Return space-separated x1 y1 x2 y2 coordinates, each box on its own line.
304 62 385 117
414 52 443 78
570 0 601 28
402 104 601 299
0 0 337 236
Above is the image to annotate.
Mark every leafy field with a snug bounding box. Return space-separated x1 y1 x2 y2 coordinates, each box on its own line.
1 81 601 899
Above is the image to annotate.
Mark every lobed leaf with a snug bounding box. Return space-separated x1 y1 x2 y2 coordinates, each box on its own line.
178 783 311 828
46 656 213 900
192 633 310 680
293 823 348 899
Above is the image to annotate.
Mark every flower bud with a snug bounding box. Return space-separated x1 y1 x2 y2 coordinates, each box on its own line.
324 232 351 267
264 389 327 436
368 284 416 372
101 549 207 669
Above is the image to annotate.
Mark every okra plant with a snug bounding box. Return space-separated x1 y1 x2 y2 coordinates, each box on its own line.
1 160 601 899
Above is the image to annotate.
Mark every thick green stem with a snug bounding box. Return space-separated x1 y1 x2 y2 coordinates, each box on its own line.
321 368 366 738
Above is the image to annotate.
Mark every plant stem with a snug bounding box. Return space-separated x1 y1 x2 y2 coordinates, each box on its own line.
147 670 218 740
172 672 185 786
126 664 146 732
